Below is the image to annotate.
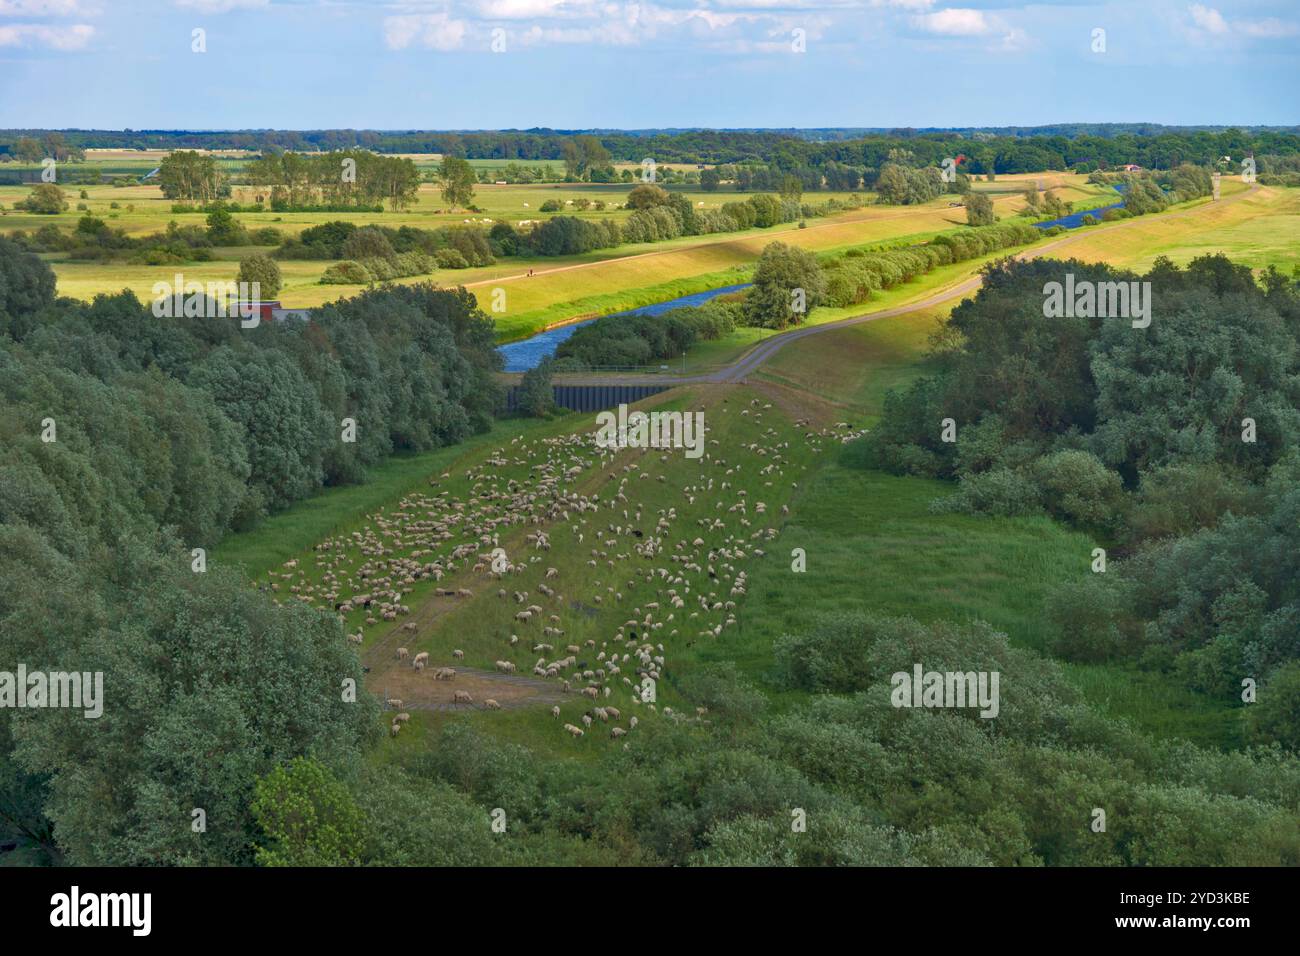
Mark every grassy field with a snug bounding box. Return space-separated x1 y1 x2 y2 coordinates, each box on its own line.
0 164 1103 335
1042 182 1300 274
215 311 1248 762
754 304 948 420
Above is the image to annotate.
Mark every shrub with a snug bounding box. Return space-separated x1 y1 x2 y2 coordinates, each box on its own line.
320 260 374 284
1046 577 1133 663
517 356 555 417
237 253 283 299
1246 662 1300 751
341 227 396 261
1029 450 1125 529
930 468 1043 517
434 248 469 269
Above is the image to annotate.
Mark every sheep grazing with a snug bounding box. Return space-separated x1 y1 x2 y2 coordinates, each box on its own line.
394 713 411 723
452 649 465 660
390 722 402 737
610 727 627 739
385 698 402 709
563 723 584 738
401 622 417 633
484 699 502 710
396 647 409 661
551 705 561 718
453 690 473 704
581 714 593 729
581 686 599 700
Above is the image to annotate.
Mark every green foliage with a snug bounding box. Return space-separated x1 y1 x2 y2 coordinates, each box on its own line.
439 155 477 209
1247 662 1300 751
742 241 826 329
246 150 419 210
16 183 68 215
856 254 1300 701
965 191 994 226
626 184 670 209
320 260 374 285
517 355 555 416
158 150 225 201
205 205 248 245
874 162 945 205
253 758 366 866
238 253 282 299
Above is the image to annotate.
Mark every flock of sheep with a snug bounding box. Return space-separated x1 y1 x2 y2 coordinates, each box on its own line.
262 394 864 744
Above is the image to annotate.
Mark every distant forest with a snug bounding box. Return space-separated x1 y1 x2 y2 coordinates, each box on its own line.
3 126 1300 174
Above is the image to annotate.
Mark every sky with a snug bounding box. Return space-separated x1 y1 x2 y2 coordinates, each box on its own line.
0 0 1296 130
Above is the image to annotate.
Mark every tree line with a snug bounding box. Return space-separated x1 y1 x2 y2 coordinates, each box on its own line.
7 126 1298 174
855 254 1300 746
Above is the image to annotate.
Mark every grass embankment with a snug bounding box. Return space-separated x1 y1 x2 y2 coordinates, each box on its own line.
214 418 544 578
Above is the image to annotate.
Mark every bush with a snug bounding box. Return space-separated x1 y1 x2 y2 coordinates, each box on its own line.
774 612 878 693
1046 577 1133 662
434 248 469 269
237 253 283 299
517 356 555 417
1029 450 1124 529
341 226 396 261
320 260 374 285
1246 662 1300 751
930 468 1043 517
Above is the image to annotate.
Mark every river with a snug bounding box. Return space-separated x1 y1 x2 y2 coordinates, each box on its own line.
497 282 752 372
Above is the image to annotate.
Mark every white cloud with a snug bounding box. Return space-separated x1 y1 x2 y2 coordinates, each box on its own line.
1187 4 1298 41
1235 17 1300 39
0 0 96 14
173 0 270 13
384 12 469 50
471 0 568 18
913 8 991 36
997 26 1028 52
0 21 93 48
1189 4 1228 35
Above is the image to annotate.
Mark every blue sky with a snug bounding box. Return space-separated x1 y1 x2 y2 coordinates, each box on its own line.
0 0 1296 129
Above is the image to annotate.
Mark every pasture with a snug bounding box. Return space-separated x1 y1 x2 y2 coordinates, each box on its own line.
0 159 1107 339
